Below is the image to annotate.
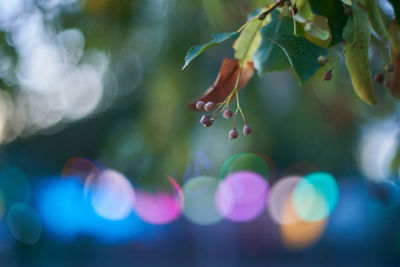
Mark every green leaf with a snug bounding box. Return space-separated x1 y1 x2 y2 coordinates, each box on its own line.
182 32 239 70
343 0 377 105
389 0 400 25
234 12 265 65
254 12 304 74
309 0 348 46
269 34 329 82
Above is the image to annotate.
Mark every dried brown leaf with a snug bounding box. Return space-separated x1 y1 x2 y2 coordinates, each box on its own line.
189 58 254 110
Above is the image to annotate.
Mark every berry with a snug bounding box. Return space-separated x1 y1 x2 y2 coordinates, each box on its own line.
203 120 213 127
200 115 210 126
196 101 205 110
243 124 252 136
344 7 352 17
324 70 332 81
229 129 238 140
200 115 214 127
223 109 233 119
374 73 384 83
318 56 329 66
204 101 215 111
385 64 394 73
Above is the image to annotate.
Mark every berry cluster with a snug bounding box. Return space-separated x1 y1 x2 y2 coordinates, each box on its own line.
318 51 395 92
374 64 394 88
317 3 354 82
196 100 252 140
316 56 333 81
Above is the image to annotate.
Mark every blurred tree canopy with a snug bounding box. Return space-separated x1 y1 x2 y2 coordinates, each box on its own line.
0 0 399 188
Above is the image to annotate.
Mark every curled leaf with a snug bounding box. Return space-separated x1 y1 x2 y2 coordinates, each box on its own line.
305 22 329 41
189 58 254 110
309 0 348 46
343 1 377 105
182 32 239 70
304 16 332 47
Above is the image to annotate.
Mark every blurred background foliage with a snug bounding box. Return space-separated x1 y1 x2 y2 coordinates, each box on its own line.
2 0 395 186
0 0 400 265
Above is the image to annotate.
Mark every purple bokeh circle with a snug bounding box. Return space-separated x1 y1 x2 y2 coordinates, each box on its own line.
215 171 269 222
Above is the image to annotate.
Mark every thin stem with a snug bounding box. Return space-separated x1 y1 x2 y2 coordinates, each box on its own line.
224 67 243 108
210 104 225 116
237 17 258 33
235 90 246 124
328 49 346 71
258 0 284 20
326 20 359 72
222 67 244 129
290 4 297 36
236 0 283 33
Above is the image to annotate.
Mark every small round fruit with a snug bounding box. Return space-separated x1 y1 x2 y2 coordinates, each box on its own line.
374 73 384 83
200 115 210 125
324 70 332 81
204 102 215 111
318 56 329 66
385 64 394 73
243 124 252 136
203 120 213 127
229 129 238 140
196 101 205 110
223 109 233 119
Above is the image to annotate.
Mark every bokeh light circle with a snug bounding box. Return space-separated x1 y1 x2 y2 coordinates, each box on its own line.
267 176 302 225
86 169 135 221
292 172 339 222
7 203 42 245
62 157 101 181
215 171 269 222
134 191 182 225
280 197 326 250
134 177 183 225
182 176 222 225
219 153 270 181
